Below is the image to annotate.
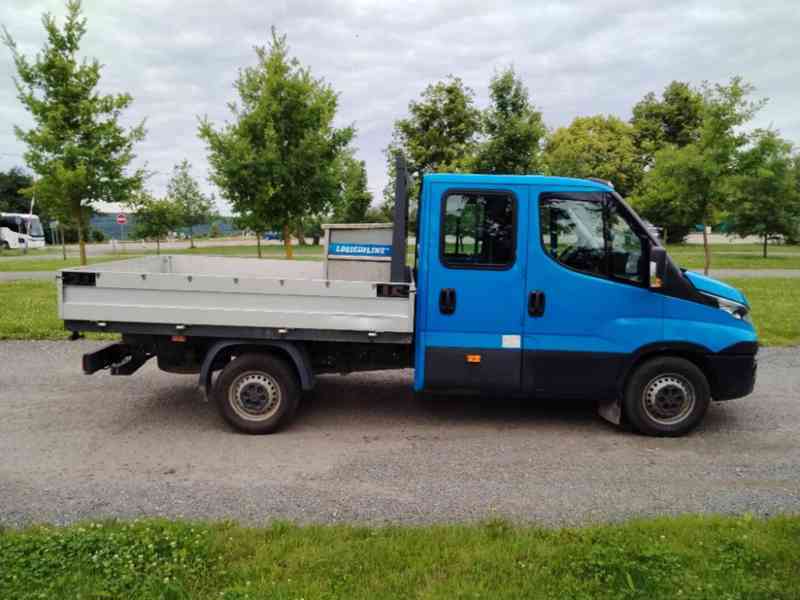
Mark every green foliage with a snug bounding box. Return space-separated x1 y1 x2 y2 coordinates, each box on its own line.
725 130 800 255
332 153 373 223
631 81 704 168
636 78 765 262
2 0 146 264
474 67 546 174
133 193 181 252
383 75 481 220
0 520 220 600
167 160 213 247
0 167 33 213
544 115 641 196
0 280 118 340
89 228 105 243
392 75 481 177
1 516 800 599
199 28 353 256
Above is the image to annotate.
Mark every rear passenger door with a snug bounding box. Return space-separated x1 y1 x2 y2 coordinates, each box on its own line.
419 182 528 393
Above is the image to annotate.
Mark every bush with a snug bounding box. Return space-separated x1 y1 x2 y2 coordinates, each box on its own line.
89 228 106 243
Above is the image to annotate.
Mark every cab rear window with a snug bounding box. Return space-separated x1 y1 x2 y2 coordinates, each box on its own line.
440 191 515 269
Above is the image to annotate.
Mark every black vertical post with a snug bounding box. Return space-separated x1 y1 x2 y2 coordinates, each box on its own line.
390 153 409 283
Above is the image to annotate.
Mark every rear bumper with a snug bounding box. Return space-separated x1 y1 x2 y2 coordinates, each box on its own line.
707 347 757 401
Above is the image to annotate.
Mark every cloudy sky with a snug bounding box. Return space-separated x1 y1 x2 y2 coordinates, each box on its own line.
1 0 798 214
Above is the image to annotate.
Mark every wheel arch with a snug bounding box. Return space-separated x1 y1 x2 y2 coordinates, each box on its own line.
198 339 314 397
599 341 714 427
617 341 714 399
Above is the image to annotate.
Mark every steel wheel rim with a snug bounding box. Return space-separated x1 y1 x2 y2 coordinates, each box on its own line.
229 371 281 422
641 373 696 426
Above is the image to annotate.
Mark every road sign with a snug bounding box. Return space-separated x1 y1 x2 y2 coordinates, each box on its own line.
116 214 127 225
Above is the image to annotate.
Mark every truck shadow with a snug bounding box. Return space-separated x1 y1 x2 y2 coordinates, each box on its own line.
299 371 606 433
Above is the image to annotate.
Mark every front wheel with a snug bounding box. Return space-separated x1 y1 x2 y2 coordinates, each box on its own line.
623 356 710 437
213 353 300 434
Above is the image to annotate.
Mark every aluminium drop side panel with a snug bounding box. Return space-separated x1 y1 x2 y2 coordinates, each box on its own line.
59 255 414 335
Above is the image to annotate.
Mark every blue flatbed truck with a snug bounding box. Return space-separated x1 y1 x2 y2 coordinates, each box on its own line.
63 157 758 437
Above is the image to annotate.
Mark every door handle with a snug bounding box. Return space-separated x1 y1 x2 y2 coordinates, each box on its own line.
439 288 456 315
528 291 546 317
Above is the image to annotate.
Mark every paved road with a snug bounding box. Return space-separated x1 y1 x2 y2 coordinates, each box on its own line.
1 341 798 527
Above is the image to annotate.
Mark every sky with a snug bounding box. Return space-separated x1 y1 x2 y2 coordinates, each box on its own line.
1 0 798 215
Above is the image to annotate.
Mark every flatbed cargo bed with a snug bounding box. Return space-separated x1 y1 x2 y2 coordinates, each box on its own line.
58 255 415 343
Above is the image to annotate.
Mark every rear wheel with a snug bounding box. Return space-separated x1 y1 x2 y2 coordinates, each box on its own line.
214 353 300 434
623 356 710 437
0 241 9 251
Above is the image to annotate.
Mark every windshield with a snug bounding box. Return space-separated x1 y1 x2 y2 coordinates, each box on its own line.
27 217 44 237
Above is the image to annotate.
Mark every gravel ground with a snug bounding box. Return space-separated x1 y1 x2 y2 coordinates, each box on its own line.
1 341 798 527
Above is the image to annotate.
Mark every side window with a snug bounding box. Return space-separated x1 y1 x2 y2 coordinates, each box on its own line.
607 205 645 282
441 191 515 268
539 194 645 284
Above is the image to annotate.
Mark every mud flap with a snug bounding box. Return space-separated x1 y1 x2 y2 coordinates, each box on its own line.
596 396 622 425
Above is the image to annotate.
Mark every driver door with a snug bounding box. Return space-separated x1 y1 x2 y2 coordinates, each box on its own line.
522 188 663 399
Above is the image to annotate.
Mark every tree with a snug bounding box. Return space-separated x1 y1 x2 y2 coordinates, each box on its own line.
725 130 800 257
199 28 353 259
631 81 704 169
2 0 145 265
332 154 372 223
168 160 212 249
0 167 33 213
473 67 546 174
132 193 180 255
383 75 481 221
636 78 764 273
544 115 641 197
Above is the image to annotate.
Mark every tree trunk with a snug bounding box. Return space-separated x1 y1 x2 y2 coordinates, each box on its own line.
763 233 768 259
77 215 87 266
156 237 160 255
282 224 293 259
189 226 194 249
60 224 66 260
256 232 262 258
295 221 306 246
702 223 710 275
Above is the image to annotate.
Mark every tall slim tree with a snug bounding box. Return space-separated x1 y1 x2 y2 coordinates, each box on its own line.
383 75 481 218
2 0 146 265
199 28 353 259
332 154 373 223
474 67 546 174
726 130 800 257
131 193 180 255
637 78 764 273
168 160 213 249
631 81 704 169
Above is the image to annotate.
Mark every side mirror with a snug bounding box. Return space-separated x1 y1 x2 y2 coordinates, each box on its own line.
649 245 667 289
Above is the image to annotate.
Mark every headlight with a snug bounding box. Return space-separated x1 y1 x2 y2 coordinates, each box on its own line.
705 293 751 322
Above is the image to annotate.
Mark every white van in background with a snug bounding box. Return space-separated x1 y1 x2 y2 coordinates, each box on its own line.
0 213 46 249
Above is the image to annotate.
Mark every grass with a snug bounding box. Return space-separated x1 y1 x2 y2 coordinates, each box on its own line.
1 277 797 345
666 243 800 270
0 280 116 340
725 278 800 346
1 515 799 599
0 253 144 272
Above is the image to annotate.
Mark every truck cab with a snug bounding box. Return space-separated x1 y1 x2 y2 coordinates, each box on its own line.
412 174 757 435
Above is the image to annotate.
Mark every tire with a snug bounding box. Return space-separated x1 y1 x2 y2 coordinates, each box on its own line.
623 356 710 437
0 241 9 251
213 353 300 434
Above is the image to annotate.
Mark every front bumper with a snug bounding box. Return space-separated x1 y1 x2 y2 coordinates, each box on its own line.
707 346 758 401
